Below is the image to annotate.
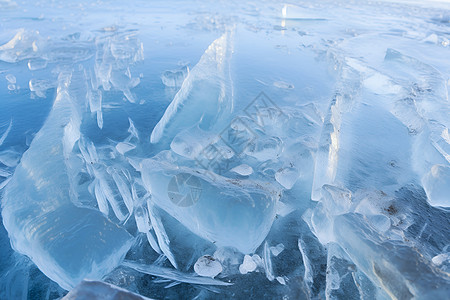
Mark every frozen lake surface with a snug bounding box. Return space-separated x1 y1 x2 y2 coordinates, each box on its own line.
0 0 449 299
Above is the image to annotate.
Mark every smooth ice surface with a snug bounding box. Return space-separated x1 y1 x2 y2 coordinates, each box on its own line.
63 280 152 300
0 0 449 299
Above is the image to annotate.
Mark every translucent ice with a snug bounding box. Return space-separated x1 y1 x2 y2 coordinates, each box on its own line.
161 65 189 88
140 152 279 254
63 280 151 300
1 71 134 290
151 32 234 144
0 119 12 146
422 164 450 207
194 255 223 278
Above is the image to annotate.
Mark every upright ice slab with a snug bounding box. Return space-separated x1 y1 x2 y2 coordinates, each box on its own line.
150 32 234 145
1 70 134 290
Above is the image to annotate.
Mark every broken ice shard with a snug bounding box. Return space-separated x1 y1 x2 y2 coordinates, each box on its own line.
161 65 189 88
151 32 234 144
1 70 134 290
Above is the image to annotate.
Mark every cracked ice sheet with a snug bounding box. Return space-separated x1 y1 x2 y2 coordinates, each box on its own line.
0 0 450 299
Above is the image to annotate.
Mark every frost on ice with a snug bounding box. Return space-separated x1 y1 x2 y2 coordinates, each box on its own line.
0 0 449 299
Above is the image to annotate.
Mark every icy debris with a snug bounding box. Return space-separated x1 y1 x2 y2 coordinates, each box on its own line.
276 276 286 285
0 29 43 63
298 238 313 287
122 261 232 286
422 164 450 207
276 201 296 217
432 253 450 272
29 78 53 98
161 65 189 88
5 74 16 84
116 142 136 155
263 242 275 281
94 31 144 103
239 255 257 274
127 118 139 140
147 203 178 269
0 119 12 146
275 167 299 189
270 243 285 257
213 247 242 275
194 255 223 278
230 164 253 176
27 58 48 70
273 81 294 89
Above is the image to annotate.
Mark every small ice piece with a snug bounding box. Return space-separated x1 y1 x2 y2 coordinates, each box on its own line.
423 33 438 44
194 255 223 278
276 201 296 217
161 65 189 88
263 241 275 281
147 203 178 269
6 74 16 84
276 276 286 285
0 119 12 146
230 164 253 176
7 84 16 91
422 164 450 207
27 58 48 71
270 243 285 257
29 79 53 98
127 118 139 140
298 238 313 287
275 167 299 189
94 179 110 216
116 142 136 155
432 253 449 266
239 255 257 274
273 81 294 89
109 168 133 214
122 261 232 286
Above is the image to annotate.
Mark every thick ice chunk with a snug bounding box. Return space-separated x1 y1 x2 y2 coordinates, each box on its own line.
151 32 234 144
422 164 450 207
334 213 450 299
140 152 278 254
1 71 134 290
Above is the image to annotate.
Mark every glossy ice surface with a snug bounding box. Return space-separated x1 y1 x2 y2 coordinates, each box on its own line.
0 0 449 299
